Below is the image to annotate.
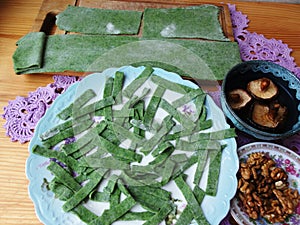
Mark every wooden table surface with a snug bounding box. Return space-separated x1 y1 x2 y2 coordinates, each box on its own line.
0 0 300 224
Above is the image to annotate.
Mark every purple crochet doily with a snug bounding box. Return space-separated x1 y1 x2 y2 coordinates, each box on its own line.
2 76 81 143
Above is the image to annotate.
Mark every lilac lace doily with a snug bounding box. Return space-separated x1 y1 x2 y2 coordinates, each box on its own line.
2 76 81 143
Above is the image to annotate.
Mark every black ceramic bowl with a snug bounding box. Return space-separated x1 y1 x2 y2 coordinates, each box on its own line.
221 60 300 140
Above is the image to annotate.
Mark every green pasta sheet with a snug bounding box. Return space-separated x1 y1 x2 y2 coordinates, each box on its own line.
12 32 46 74
56 5 143 35
143 5 228 41
13 33 241 80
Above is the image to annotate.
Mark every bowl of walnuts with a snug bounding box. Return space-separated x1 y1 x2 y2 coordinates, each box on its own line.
231 142 300 225
221 60 300 140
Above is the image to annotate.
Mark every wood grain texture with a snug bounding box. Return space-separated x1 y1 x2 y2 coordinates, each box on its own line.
0 0 299 224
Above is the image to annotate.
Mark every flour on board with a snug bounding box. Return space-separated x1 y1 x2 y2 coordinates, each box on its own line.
106 22 121 34
160 23 176 37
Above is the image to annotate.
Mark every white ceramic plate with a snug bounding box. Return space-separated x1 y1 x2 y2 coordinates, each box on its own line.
26 66 238 225
231 142 300 225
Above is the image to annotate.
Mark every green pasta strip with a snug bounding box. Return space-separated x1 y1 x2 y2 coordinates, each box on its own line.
131 101 145 148
32 145 83 173
193 185 206 203
160 158 176 185
107 121 144 145
71 205 98 224
193 150 208 185
120 171 162 189
150 75 194 94
49 179 74 201
89 196 136 225
119 211 155 221
131 164 155 174
206 148 223 196
169 153 189 163
189 128 236 142
176 139 221 152
113 71 125 104
110 187 121 205
73 89 97 108
122 66 153 98
57 89 96 120
39 114 90 140
129 185 171 201
174 175 209 225
143 85 165 128
149 146 175 166
61 132 94 155
163 119 213 141
103 77 114 121
143 203 174 225
47 161 81 192
117 180 131 197
175 205 194 225
100 127 123 146
112 108 135 118
172 154 198 179
199 104 207 121
193 93 206 122
159 99 195 130
13 33 241 79
171 89 204 108
89 191 110 202
130 119 154 132
73 96 115 119
98 136 142 163
151 141 173 157
141 115 175 155
49 180 99 223
127 186 170 213
114 88 150 126
71 139 98 159
62 122 105 155
81 156 130 170
62 169 106 212
192 118 212 133
42 119 94 148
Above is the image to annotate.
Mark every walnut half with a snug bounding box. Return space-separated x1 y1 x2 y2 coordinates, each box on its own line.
236 152 300 223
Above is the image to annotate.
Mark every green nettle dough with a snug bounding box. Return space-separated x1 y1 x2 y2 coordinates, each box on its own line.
12 32 46 74
142 5 228 41
13 33 241 80
12 5 242 79
56 5 143 35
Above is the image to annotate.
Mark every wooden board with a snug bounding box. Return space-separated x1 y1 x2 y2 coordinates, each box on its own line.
31 0 234 41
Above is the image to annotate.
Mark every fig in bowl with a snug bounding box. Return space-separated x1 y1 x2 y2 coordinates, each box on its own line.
221 60 300 140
